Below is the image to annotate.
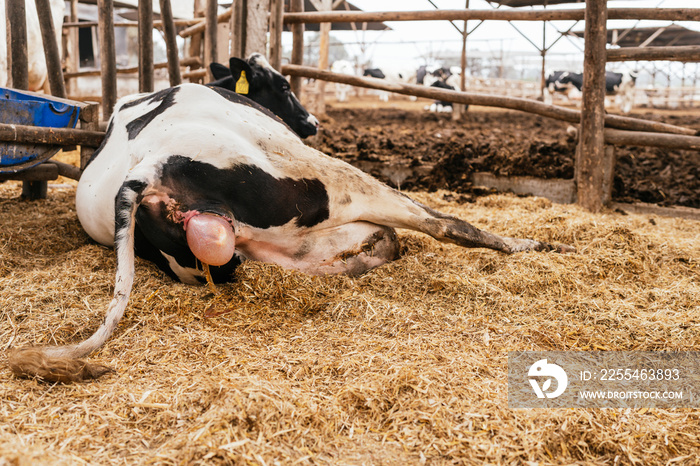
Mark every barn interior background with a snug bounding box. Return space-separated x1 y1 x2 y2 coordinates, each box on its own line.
0 1 699 464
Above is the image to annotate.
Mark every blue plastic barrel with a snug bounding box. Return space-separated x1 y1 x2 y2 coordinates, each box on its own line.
0 87 81 174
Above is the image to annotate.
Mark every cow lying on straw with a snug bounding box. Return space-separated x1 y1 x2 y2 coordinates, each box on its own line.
8 55 573 383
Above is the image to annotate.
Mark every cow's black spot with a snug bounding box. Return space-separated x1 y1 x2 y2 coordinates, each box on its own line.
124 87 180 140
159 155 330 229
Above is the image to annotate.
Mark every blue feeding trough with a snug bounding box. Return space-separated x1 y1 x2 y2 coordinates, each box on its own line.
0 87 81 174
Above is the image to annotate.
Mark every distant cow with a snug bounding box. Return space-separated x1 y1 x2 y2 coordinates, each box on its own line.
605 70 637 114
543 71 584 106
543 70 636 113
427 79 457 113
331 60 355 102
0 0 65 92
362 67 412 102
8 54 572 383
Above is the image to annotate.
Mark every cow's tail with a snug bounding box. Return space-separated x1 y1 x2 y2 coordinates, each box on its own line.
7 180 146 383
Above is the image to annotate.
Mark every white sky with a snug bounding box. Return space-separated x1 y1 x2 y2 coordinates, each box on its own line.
324 0 699 73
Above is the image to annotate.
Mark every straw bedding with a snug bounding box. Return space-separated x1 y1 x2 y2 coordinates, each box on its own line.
0 155 698 464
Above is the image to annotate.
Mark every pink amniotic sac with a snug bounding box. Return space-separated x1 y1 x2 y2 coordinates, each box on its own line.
184 213 236 266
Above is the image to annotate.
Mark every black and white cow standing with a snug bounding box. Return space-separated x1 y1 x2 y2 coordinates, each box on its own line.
8 54 573 382
605 70 637 114
543 70 637 114
362 67 413 102
542 71 584 106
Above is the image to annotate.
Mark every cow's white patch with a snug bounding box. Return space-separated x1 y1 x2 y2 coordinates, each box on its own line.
160 251 202 285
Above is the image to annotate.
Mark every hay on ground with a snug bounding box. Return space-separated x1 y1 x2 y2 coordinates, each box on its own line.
0 170 698 465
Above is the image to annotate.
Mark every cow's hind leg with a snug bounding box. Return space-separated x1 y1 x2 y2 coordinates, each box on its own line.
419 207 573 254
357 190 574 254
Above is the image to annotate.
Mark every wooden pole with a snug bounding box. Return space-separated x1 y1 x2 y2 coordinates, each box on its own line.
607 46 700 63
230 0 245 58
66 0 80 96
7 0 29 89
7 1 33 198
98 0 117 118
34 0 66 97
138 0 154 92
314 0 332 115
0 123 105 147
453 0 469 120
540 20 546 99
205 0 218 81
576 0 608 212
79 103 101 169
188 0 205 82
269 0 284 70
283 8 700 25
281 64 697 136
290 0 304 99
604 129 700 150
244 0 270 56
179 7 233 38
159 0 182 86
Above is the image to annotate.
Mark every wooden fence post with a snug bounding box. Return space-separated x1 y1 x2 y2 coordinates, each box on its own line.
34 0 66 97
159 0 182 86
7 0 29 89
205 0 218 81
576 0 608 212
269 0 284 70
98 0 117 118
138 0 154 92
66 0 80 96
290 0 304 99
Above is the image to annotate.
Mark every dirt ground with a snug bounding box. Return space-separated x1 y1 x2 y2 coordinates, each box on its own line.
308 97 700 208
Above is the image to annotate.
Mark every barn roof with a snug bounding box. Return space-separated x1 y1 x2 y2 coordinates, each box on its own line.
283 0 391 31
571 24 700 47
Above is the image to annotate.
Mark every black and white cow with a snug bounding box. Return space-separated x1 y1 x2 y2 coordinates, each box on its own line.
428 79 457 113
543 71 584 106
543 70 636 114
362 67 412 102
208 55 319 138
8 56 573 382
605 70 637 114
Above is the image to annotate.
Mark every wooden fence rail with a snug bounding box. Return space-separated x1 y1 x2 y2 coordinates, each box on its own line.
280 64 698 137
282 8 700 24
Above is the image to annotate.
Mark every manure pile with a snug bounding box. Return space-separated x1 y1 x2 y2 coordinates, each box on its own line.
1 179 699 465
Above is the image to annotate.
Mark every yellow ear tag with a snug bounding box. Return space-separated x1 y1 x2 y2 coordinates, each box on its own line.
235 71 249 94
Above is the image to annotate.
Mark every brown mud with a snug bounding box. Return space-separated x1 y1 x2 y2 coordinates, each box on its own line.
309 104 700 208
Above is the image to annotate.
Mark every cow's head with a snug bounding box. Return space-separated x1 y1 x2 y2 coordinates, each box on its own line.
209 54 319 138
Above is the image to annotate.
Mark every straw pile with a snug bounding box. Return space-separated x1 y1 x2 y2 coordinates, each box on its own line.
0 153 698 464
